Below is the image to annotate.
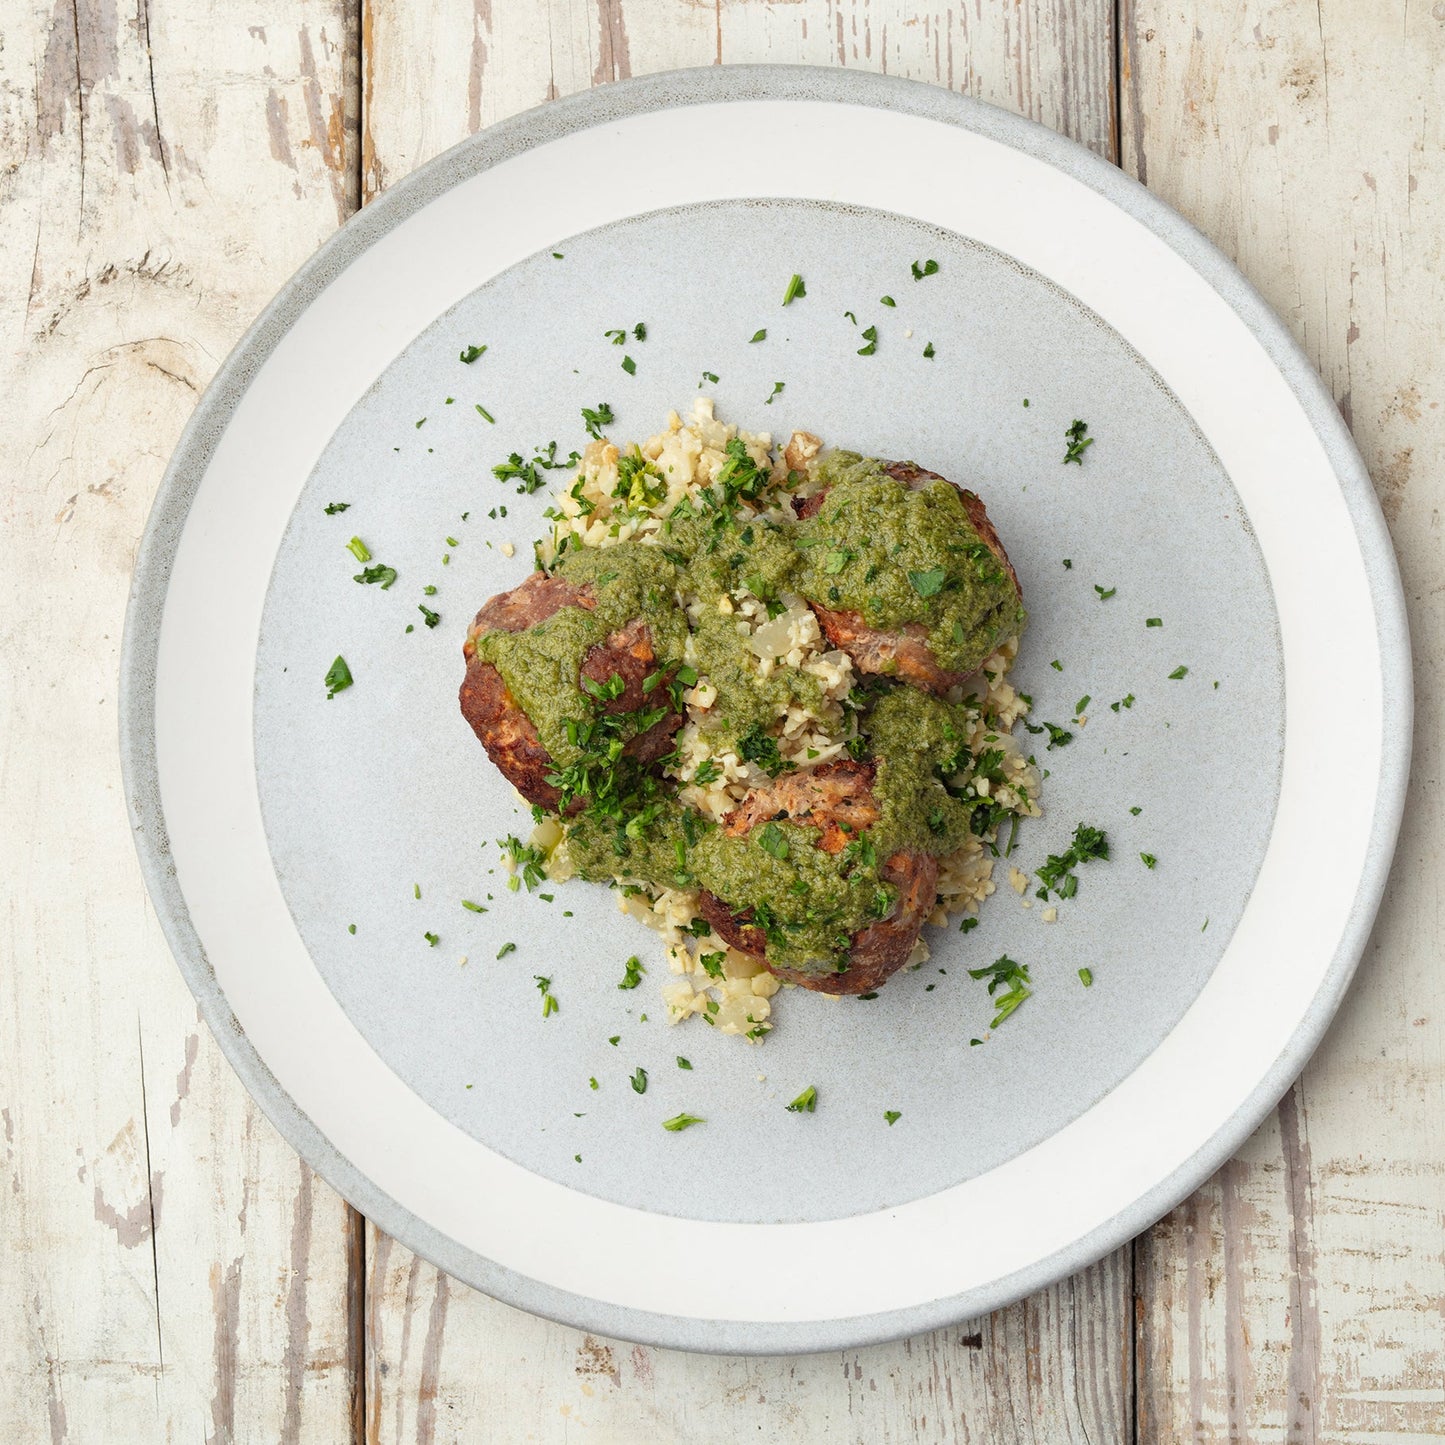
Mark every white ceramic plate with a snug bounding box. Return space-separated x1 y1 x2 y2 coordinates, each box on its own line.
121 68 1410 1353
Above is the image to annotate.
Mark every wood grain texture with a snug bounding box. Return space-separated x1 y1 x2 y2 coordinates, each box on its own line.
360 0 1117 203
360 4 1130 1440
0 2 359 1439
366 1229 1132 1444
1123 1 1445 1439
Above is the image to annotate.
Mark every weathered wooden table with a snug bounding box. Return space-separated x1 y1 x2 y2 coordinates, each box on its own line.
4 3 1441 1439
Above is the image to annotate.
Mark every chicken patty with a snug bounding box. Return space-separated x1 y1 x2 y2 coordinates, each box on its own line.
459 572 681 811
796 461 1021 694
693 760 939 994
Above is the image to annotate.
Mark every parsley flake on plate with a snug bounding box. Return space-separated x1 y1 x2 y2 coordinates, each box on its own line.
662 1113 704 1131
786 1086 818 1113
782 273 806 306
323 655 353 700
1063 419 1093 465
968 954 1032 1027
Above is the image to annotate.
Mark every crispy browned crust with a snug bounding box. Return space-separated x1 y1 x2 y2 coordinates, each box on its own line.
459 572 681 807
463 572 593 659
811 607 967 695
459 658 568 810
696 849 939 995
694 761 937 994
795 462 1021 693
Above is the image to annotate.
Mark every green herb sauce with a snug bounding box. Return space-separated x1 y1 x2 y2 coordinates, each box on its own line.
795 453 1026 674
476 452 1028 974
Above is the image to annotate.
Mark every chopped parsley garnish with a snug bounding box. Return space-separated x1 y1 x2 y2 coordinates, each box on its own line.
911 258 940 280
922 342 935 359
699 952 726 980
1094 584 1116 601
534 975 558 1016
581 402 615 439
782 273 806 306
750 329 767 343
604 328 626 346
633 322 647 341
495 941 516 959
346 536 371 563
691 759 722 786
418 604 440 628
1074 695 1091 716
786 1086 818 1113
323 655 353 700
697 370 719 387
1140 853 1157 869
621 355 636 375
347 923 356 935
424 932 439 947
857 325 879 357
1062 559 1072 569
1078 968 1094 987
461 899 486 913
880 295 896 307
630 1066 648 1095
353 564 397 588
1050 659 1063 671
552 252 564 259
1130 806 1142 815
1169 665 1189 680
959 917 978 933
662 1113 704 1131
757 822 790 860
474 404 495 423
618 955 645 990
499 834 548 891
1063 419 1093 465
884 1110 902 1126
1034 823 1109 901
968 954 1031 1027
414 418 425 429
589 1076 599 1089
908 567 947 598
459 344 487 364
1146 617 1163 628
1109 694 1136 712
738 724 791 778
1023 719 1073 750
676 1057 692 1070
765 381 785 404
323 502 350 514
608 1035 620 1046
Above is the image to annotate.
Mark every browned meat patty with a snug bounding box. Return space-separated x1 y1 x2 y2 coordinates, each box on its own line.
795 461 1020 694
720 758 879 854
693 759 938 995
459 572 681 811
696 849 939 996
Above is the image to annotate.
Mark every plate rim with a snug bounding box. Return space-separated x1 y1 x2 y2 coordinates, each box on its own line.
119 64 1412 1354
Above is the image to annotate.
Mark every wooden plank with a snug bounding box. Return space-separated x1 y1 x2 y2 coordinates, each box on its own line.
1122 2 1445 1438
0 3 360 1440
361 3 1127 1439
366 1231 1132 1444
360 0 1118 203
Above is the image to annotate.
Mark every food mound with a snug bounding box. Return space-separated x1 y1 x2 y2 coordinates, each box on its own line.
460 401 1039 1036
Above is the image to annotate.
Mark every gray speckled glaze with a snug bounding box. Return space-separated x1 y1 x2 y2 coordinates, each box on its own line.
120 67 1411 1354
255 198 1281 1225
